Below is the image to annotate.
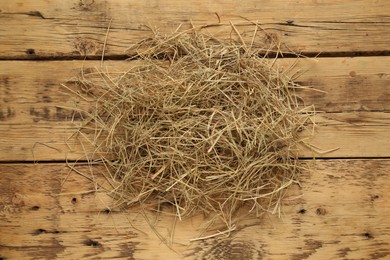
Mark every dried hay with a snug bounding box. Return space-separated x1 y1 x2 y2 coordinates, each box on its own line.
67 24 314 239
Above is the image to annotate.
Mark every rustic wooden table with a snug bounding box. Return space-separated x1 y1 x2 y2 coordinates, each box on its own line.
1 1 390 259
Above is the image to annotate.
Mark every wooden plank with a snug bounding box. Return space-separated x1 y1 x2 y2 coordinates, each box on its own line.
2 57 390 121
1 57 390 160
300 112 390 158
2 112 390 161
0 0 390 58
1 160 389 259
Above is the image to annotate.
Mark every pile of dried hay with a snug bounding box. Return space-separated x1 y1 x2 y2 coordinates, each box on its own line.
70 25 314 237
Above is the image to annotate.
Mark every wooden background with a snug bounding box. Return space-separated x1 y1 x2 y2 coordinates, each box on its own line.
1 0 390 259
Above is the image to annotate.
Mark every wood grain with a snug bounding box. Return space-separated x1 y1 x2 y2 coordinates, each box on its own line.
1 0 390 59
2 57 390 122
1 160 389 259
1 1 389 259
1 57 390 161
2 111 390 161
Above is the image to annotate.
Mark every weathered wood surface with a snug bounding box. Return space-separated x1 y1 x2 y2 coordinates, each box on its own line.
1 160 389 259
2 57 390 119
1 1 390 259
1 57 390 161
1 0 390 59
2 111 390 161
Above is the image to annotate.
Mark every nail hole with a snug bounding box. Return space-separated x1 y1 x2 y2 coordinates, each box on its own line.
371 195 380 201
32 228 47 236
363 232 373 239
31 205 40 211
71 197 77 204
298 209 306 214
26 49 36 55
84 239 102 247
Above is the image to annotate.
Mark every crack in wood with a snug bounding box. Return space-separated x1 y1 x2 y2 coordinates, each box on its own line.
1 11 52 19
26 11 47 19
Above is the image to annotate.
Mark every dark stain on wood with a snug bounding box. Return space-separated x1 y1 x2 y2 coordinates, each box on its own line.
83 238 102 247
55 106 78 121
74 37 100 56
31 228 61 236
368 242 390 258
42 82 55 102
7 107 14 119
118 241 139 259
0 108 14 121
263 32 280 46
55 107 66 120
196 239 263 260
25 238 65 259
371 194 380 201
28 106 84 121
77 0 96 11
370 250 390 259
9 193 25 211
42 95 52 102
1 76 10 87
1 76 11 103
30 107 50 121
316 207 327 216
35 82 55 103
337 247 351 257
338 113 367 125
292 239 323 260
82 67 95 74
